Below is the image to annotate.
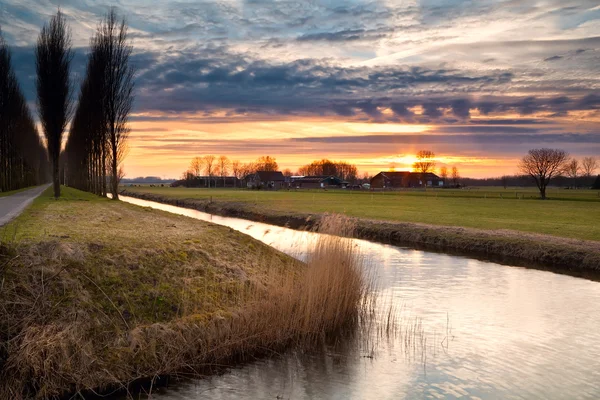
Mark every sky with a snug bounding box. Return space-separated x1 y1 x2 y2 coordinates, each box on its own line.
1 0 599 178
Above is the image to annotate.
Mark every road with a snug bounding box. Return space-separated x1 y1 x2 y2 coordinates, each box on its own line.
0 184 50 226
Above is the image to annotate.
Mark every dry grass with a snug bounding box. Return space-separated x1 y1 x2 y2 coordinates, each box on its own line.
121 190 600 276
0 188 373 399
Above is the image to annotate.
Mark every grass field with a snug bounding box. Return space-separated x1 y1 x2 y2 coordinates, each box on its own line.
122 186 600 241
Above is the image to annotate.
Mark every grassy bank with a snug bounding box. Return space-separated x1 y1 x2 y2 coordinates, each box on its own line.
121 189 600 277
0 187 369 399
122 187 600 241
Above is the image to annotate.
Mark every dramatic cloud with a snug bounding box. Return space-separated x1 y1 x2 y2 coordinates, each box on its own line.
0 0 598 177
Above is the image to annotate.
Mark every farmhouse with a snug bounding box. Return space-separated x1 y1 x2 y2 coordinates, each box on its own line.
370 171 444 189
291 175 348 189
247 171 286 190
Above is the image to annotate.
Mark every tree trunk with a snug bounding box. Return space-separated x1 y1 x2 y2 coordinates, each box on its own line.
540 186 546 200
53 155 60 198
111 140 118 200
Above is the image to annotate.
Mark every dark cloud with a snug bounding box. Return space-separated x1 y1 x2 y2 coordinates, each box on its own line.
291 132 600 145
296 28 391 42
451 99 471 119
544 55 563 62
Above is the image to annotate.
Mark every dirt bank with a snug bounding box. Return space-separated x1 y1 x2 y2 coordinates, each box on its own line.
121 190 600 279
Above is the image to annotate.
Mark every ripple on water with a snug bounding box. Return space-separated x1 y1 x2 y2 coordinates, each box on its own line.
114 196 600 400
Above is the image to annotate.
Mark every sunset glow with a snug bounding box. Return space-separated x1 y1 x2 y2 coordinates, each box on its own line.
1 1 599 178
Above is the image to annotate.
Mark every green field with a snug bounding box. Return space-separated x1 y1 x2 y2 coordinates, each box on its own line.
122 186 600 241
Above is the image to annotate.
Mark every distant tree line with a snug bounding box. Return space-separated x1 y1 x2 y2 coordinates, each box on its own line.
63 9 134 200
179 155 279 187
461 151 598 199
297 159 358 181
0 29 48 192
121 176 176 184
177 155 366 188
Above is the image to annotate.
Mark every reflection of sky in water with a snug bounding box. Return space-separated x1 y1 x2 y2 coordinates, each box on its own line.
118 196 600 399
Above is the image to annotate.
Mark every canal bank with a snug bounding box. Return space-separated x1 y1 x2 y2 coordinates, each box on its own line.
113 194 600 400
0 187 369 399
121 190 600 279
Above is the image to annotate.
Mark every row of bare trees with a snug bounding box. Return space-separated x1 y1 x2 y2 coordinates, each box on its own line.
184 155 279 187
564 157 598 179
439 166 460 186
297 159 358 181
0 29 48 192
63 10 134 200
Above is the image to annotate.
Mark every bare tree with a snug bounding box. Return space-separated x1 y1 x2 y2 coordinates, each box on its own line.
413 150 436 173
36 11 72 198
255 155 278 171
217 155 230 186
190 156 202 177
413 150 436 187
582 157 598 177
566 159 580 179
231 159 241 187
439 166 448 183
283 168 293 177
519 148 569 199
451 166 460 187
203 155 216 187
565 158 580 188
99 9 135 200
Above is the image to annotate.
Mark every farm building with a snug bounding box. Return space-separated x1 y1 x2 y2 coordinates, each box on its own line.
370 171 444 189
247 171 286 190
291 175 349 189
171 176 240 188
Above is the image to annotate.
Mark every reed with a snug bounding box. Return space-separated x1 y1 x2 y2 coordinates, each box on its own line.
0 213 374 399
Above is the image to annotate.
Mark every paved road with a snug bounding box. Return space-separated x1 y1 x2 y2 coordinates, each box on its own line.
0 184 51 226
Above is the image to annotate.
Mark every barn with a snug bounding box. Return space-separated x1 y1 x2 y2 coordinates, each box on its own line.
370 171 444 188
246 171 286 190
291 175 348 189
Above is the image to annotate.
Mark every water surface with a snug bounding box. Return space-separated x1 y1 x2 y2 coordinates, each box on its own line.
117 195 600 399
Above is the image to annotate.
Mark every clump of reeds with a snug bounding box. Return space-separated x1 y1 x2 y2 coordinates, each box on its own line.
0 214 376 399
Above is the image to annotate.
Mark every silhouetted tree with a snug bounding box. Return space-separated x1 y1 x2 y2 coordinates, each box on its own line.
412 150 436 173
63 10 135 198
231 160 241 187
99 9 135 200
565 158 581 188
297 159 357 181
413 150 436 187
190 156 202 177
582 157 598 177
203 155 216 187
0 29 47 191
36 11 72 198
451 166 460 187
255 156 278 171
439 166 448 184
519 148 569 199
217 155 230 186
